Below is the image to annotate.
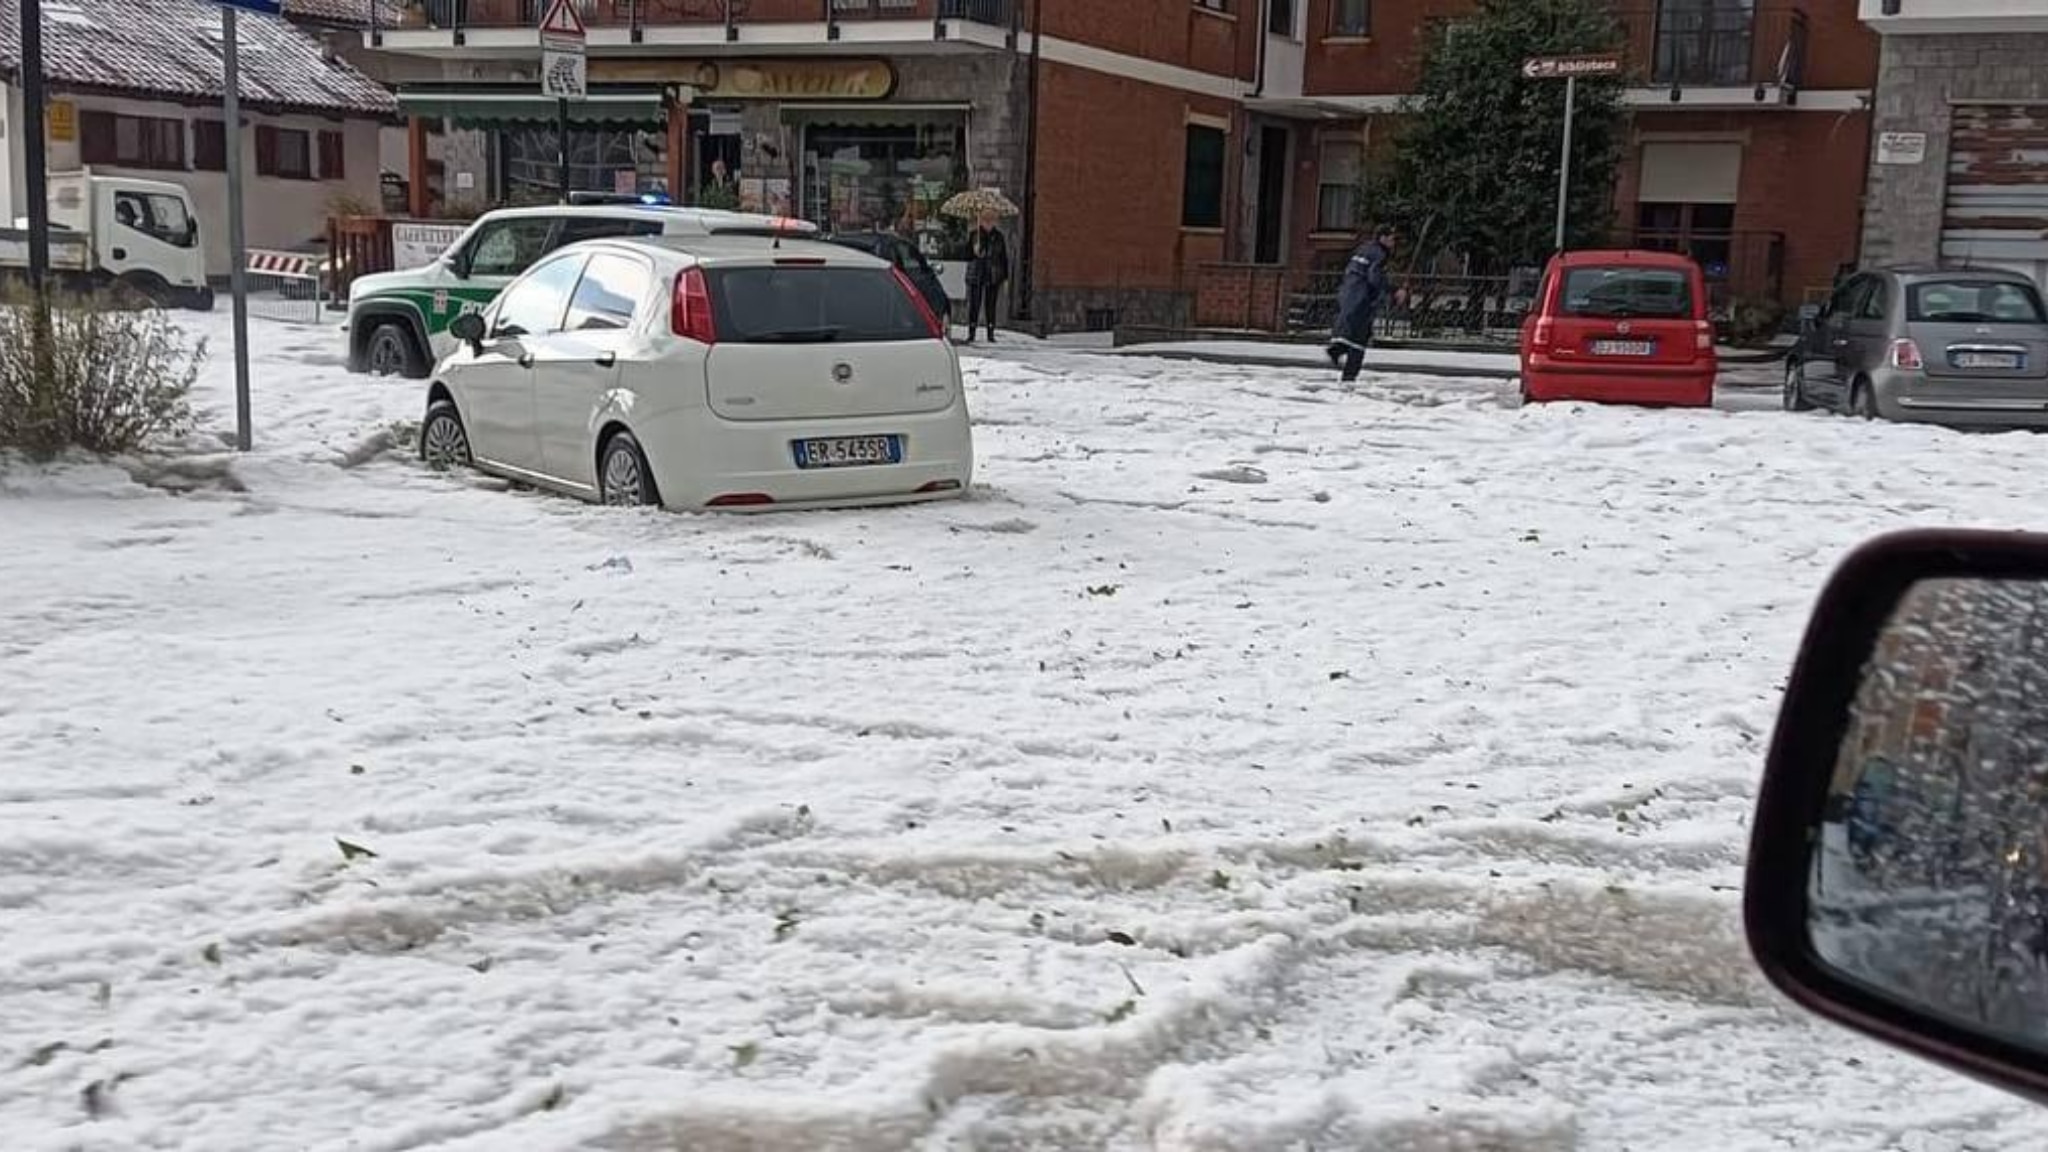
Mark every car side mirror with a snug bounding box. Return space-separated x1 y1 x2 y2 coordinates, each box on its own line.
448 310 486 352
1747 529 2048 1105
449 250 472 280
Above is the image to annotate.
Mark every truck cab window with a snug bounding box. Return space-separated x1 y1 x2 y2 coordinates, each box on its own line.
115 192 197 249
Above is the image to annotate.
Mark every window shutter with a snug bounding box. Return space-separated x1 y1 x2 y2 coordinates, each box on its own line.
195 122 226 172
319 130 345 181
255 124 278 178
80 110 116 166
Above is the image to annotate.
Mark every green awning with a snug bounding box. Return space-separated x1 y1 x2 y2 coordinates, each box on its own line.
397 87 667 128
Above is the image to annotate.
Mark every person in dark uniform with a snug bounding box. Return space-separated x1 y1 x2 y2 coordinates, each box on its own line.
1326 224 1397 383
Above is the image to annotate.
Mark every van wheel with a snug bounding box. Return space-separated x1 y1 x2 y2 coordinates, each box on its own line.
1852 379 1882 421
599 431 661 508
1783 359 1814 412
420 399 472 471
366 322 428 379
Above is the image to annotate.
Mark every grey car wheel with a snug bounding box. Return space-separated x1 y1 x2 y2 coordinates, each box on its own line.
420 399 472 471
1783 358 1814 413
599 431 660 508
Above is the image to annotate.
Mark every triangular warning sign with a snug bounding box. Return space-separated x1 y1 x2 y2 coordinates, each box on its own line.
539 0 585 39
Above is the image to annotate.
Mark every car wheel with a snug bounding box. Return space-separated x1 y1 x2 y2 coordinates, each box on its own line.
1783 358 1814 412
1852 379 1882 421
420 399 472 471
599 431 661 508
366 323 427 379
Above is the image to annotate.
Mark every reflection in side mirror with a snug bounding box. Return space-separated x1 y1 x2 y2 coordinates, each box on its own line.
448 310 486 353
1748 530 2048 1103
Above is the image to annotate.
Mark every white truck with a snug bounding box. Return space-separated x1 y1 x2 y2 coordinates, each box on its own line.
0 171 211 310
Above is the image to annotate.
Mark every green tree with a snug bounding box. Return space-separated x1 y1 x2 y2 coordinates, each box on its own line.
1379 0 1626 268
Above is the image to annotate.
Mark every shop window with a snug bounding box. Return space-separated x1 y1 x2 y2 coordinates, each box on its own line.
1182 124 1226 230
256 126 314 180
317 130 346 181
194 121 226 172
79 111 185 171
498 124 667 204
800 116 966 259
1316 137 1362 233
1331 0 1370 36
1268 0 1296 36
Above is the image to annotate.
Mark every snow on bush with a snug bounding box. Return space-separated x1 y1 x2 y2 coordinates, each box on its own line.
0 290 206 459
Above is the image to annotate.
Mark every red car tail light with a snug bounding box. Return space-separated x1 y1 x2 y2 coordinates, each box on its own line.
670 266 717 345
1532 317 1556 350
1695 320 1713 351
1889 338 1924 370
893 266 947 340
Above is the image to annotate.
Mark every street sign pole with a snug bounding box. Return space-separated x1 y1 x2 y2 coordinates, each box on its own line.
1556 74 1576 253
223 3 253 451
558 97 571 204
20 0 50 295
1522 54 1621 256
539 0 588 205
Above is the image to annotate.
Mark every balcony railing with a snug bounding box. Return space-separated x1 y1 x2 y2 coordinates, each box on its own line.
1616 3 1808 89
383 0 1015 34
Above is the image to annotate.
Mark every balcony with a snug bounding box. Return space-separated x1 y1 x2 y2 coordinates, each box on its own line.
1615 3 1808 107
379 0 1016 39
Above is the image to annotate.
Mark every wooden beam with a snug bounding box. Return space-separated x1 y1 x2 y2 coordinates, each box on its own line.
666 97 688 204
407 116 431 218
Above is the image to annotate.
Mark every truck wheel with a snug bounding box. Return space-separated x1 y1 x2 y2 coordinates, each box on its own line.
365 322 428 379
184 286 216 313
114 272 173 310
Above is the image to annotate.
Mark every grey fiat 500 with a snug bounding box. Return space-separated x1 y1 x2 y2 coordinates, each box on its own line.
1786 267 2048 428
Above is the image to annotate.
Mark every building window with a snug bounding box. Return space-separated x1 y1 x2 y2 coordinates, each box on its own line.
256 125 313 180
1653 0 1756 87
79 111 185 171
194 121 226 172
1331 0 1369 36
1182 124 1226 229
1268 0 1295 36
318 130 346 181
798 116 965 257
1316 136 1363 232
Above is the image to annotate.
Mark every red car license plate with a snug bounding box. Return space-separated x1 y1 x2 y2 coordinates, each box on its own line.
1591 339 1655 357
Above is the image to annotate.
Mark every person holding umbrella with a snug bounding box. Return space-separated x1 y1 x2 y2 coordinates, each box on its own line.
942 189 1018 344
1327 224 1397 384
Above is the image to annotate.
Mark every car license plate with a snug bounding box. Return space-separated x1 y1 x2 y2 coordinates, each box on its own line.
1953 351 2023 370
793 435 902 469
1591 339 1656 357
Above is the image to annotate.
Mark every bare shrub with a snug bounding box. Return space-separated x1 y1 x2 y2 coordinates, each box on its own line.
0 289 207 459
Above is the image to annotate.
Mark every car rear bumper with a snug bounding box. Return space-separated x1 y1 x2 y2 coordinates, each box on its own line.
1522 356 1716 407
1873 368 2048 428
635 403 975 512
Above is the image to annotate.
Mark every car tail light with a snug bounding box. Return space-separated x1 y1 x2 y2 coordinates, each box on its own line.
918 480 962 494
1695 320 1713 351
707 493 775 507
671 266 717 345
1889 338 1924 370
1532 317 1555 350
893 267 947 340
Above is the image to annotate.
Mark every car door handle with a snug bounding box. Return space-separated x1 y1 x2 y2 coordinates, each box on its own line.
1831 338 1850 349
595 352 616 368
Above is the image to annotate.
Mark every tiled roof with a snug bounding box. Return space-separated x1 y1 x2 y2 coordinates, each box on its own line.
0 0 397 117
283 0 404 29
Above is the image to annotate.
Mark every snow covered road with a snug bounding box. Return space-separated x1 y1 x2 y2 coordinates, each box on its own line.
5 313 2048 1150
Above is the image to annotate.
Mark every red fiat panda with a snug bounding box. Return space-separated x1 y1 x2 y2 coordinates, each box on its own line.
1519 250 1718 408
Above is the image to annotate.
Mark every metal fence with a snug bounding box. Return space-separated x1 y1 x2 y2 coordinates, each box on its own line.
1286 269 1540 345
241 250 330 325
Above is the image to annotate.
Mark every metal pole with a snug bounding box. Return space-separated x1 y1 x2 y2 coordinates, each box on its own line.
1016 0 1042 321
224 5 252 451
557 97 571 203
1554 74 1576 253
21 0 50 293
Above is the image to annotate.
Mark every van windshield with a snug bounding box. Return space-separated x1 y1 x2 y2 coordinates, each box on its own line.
1559 267 1693 319
708 266 931 344
1908 280 2047 325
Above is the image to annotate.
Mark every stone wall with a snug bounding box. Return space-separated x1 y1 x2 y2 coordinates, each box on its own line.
1863 33 2048 268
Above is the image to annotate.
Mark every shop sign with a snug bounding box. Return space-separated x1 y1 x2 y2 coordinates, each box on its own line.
48 100 76 143
594 59 897 101
393 221 468 271
1877 131 1928 166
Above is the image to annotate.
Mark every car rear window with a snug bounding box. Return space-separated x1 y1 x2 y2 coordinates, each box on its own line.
1907 280 2047 325
708 265 931 344
1558 267 1695 319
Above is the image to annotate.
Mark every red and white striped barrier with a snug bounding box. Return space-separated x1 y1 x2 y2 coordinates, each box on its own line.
246 249 321 278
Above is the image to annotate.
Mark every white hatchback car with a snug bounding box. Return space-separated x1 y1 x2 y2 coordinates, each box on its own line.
418 235 973 511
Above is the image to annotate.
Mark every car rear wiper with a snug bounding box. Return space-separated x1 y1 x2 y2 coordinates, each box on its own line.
749 327 843 343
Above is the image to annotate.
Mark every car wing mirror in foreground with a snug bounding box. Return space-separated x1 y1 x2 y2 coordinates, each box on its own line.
1748 529 2048 1104
448 311 486 353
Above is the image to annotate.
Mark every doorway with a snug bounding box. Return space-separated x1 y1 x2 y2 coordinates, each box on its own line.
1254 124 1289 265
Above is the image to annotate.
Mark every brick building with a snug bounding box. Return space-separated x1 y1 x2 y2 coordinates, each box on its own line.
359 0 1878 333
1857 0 2048 291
